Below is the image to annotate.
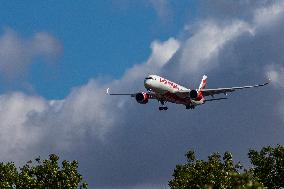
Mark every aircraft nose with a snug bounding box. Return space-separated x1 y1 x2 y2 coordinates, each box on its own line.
144 79 151 89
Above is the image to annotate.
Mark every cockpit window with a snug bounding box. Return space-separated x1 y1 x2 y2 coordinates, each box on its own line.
145 77 154 80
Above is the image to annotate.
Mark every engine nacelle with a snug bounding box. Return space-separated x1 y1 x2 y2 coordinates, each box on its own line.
135 92 150 104
189 90 198 99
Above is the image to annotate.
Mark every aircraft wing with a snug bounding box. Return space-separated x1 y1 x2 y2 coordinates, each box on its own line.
106 88 136 97
106 88 157 99
173 89 191 98
200 79 270 97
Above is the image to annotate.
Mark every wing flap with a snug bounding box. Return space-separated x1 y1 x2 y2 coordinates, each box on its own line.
204 97 228 102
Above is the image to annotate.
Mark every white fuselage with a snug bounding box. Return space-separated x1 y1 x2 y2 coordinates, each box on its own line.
144 75 187 93
144 75 199 105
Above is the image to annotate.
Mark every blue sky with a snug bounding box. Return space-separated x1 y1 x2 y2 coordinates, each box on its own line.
0 1 284 189
0 0 194 99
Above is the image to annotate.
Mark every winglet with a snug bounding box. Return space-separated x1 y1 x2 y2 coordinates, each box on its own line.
106 88 110 95
262 77 271 86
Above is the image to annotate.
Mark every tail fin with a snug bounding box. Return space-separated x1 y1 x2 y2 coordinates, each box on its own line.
195 75 207 101
198 75 207 90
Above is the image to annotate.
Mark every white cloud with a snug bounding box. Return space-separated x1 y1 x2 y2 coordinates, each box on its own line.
178 20 253 75
265 65 284 126
165 1 284 78
0 79 116 162
265 65 284 88
253 1 284 28
115 37 180 88
0 93 47 161
146 37 180 67
0 35 180 169
32 32 62 60
0 28 62 79
59 80 115 138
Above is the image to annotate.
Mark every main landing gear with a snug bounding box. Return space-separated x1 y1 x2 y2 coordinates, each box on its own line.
186 105 195 109
159 106 168 111
159 100 168 111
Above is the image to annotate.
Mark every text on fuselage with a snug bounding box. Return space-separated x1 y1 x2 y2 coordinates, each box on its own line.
159 78 180 90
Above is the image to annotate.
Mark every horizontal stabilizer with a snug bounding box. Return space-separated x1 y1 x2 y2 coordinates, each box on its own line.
204 97 228 102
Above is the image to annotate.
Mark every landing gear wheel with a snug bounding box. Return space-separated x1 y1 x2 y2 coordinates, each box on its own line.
159 106 168 111
186 105 195 109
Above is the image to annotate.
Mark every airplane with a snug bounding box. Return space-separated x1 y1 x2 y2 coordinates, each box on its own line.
106 75 270 110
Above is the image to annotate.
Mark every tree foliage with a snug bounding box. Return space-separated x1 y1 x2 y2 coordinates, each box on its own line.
170 145 284 189
248 145 284 189
0 154 87 189
169 150 263 189
0 162 17 188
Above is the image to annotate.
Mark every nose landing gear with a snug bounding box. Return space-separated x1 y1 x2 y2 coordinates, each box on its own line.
158 100 168 111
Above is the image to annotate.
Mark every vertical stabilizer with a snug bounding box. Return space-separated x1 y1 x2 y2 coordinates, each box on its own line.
196 75 207 100
198 75 207 90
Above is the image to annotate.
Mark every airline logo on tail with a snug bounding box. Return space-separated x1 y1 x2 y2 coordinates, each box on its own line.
199 75 207 90
198 75 207 97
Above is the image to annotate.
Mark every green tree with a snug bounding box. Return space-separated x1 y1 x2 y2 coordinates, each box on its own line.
248 145 284 189
0 162 17 188
169 151 264 189
0 154 88 189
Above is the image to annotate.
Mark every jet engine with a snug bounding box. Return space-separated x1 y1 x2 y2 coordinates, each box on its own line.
189 90 198 99
135 92 149 104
